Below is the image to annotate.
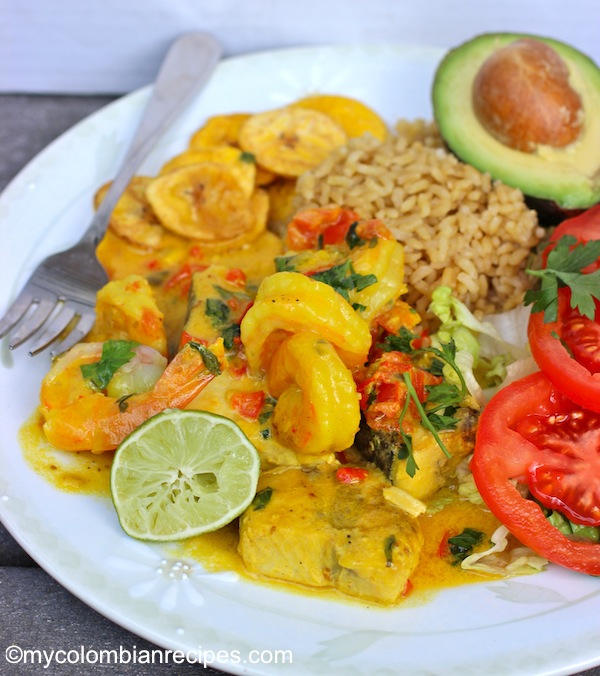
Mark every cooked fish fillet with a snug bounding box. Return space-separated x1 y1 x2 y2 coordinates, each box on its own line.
238 464 423 604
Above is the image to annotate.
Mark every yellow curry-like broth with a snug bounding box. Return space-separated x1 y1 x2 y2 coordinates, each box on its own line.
21 409 504 607
26 97 526 608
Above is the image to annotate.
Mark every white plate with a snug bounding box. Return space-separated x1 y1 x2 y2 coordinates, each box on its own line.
1 44 599 676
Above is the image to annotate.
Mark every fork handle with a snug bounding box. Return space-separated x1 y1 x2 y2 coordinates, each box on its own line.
81 31 222 246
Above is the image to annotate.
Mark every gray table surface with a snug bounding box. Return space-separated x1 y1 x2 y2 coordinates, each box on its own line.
0 93 599 676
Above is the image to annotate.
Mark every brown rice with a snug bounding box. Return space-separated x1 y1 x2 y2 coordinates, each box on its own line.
293 120 545 317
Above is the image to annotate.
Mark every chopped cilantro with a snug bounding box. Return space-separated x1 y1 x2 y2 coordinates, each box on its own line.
345 222 363 249
188 341 222 375
275 255 298 272
379 326 416 354
239 151 256 163
205 297 230 328
80 339 139 391
252 487 273 510
389 337 466 476
310 260 377 302
221 323 241 350
214 285 250 303
447 528 484 564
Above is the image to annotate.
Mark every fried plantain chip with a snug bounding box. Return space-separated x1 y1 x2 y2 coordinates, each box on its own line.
146 163 264 242
238 107 347 177
159 147 257 198
187 189 270 254
94 176 164 250
189 113 251 149
291 94 389 141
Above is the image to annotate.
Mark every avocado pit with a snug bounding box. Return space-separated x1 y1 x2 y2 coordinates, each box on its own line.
472 38 583 153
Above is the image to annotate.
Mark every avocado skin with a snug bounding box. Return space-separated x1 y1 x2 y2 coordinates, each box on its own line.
432 33 600 211
524 196 583 227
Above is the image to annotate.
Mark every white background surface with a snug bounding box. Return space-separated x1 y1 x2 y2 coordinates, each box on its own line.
2 0 599 94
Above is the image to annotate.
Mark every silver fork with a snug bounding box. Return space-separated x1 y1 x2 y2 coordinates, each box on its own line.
0 31 222 357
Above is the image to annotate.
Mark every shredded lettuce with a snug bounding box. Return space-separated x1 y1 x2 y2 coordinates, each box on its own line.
455 455 485 506
547 510 600 542
428 287 534 403
461 525 548 576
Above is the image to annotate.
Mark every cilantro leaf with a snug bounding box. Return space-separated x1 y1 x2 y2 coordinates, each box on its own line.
547 235 600 273
397 429 419 478
274 255 298 272
525 236 600 322
214 285 250 303
188 342 222 375
425 382 462 406
447 528 484 564
252 487 273 510
345 222 363 249
205 298 230 328
380 326 418 354
311 261 377 302
221 323 241 350
80 339 139 391
427 411 459 431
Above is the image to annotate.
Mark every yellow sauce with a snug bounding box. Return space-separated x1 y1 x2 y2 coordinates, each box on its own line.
21 412 502 608
21 207 504 608
20 413 114 496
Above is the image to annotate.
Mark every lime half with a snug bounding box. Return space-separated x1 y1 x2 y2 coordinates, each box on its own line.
110 408 260 541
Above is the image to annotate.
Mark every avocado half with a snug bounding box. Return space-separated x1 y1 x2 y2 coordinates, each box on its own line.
432 33 600 210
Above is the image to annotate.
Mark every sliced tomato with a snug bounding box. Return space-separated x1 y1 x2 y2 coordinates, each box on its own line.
528 290 600 412
544 203 600 267
472 371 600 575
528 205 600 412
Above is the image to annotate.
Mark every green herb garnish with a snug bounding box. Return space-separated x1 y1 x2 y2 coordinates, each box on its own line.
80 339 139 391
205 298 230 327
274 255 298 272
252 487 273 510
447 528 484 564
345 222 363 249
383 334 467 476
524 235 600 322
188 341 222 375
379 326 416 354
310 260 377 302
221 323 241 350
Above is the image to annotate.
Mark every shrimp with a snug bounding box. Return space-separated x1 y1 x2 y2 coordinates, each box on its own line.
86 274 168 356
39 340 225 453
267 333 361 455
349 235 407 324
240 271 371 373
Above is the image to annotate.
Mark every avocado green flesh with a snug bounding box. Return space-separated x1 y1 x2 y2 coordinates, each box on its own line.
432 33 600 210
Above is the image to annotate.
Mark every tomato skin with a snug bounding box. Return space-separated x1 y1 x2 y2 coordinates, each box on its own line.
545 204 600 265
528 290 600 413
528 205 600 412
472 371 600 575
